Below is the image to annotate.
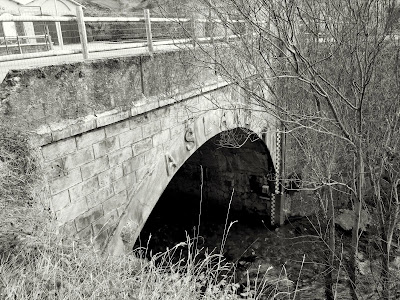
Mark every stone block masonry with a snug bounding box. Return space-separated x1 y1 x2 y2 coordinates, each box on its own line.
42 109 175 245
39 80 279 252
40 82 232 247
50 100 274 254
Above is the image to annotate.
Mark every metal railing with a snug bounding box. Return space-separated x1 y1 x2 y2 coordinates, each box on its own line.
0 34 53 55
0 6 247 61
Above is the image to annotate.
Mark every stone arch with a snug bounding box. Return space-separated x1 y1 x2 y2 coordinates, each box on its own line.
106 107 278 255
135 127 276 252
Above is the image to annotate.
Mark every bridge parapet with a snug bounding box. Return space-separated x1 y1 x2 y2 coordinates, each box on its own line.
0 49 215 143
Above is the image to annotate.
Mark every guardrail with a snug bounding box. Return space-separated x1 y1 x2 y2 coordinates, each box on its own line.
0 6 247 61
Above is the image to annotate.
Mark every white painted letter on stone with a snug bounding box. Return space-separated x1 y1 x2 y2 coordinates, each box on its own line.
185 127 195 151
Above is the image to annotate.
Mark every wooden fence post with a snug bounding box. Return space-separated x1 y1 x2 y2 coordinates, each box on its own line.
76 6 89 60
144 9 154 55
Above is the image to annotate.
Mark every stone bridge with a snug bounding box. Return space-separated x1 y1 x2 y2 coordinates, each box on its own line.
1 48 283 255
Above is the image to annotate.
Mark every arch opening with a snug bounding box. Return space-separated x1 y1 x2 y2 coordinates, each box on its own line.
134 128 276 256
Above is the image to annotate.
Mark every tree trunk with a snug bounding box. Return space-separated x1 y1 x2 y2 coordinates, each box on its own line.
381 230 391 300
325 187 335 300
349 144 364 300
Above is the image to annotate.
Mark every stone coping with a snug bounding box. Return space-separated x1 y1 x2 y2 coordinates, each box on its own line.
32 79 231 147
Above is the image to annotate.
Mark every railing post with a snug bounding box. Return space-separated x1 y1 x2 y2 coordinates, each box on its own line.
17 36 22 54
144 9 154 55
45 26 54 51
224 20 229 43
191 15 197 47
76 6 89 60
55 22 64 49
4 37 8 54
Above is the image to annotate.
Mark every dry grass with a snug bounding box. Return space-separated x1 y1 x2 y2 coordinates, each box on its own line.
0 234 297 300
0 125 50 261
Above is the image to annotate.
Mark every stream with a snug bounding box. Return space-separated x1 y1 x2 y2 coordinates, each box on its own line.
133 191 396 299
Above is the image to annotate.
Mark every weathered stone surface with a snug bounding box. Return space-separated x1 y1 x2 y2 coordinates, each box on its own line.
56 198 88 225
44 158 66 179
98 165 124 187
113 173 136 194
75 205 104 232
42 137 76 161
119 127 143 148
64 147 95 170
108 147 132 167
50 168 82 195
51 118 97 142
96 109 131 128
144 145 163 163
86 185 115 208
170 123 186 139
142 120 161 138
152 129 170 147
131 100 158 116
102 190 128 215
81 156 109 180
136 165 151 183
51 190 70 212
76 128 105 150
92 209 119 235
58 220 76 236
68 176 100 202
105 119 130 137
70 116 98 137
161 115 178 128
33 124 53 146
93 136 120 158
122 153 146 175
132 138 152 156
75 224 93 241
129 114 149 127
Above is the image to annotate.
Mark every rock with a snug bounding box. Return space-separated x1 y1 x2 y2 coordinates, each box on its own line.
392 256 400 269
335 209 371 231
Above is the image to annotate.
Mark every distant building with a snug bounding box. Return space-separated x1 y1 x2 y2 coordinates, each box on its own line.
0 0 83 47
0 0 82 16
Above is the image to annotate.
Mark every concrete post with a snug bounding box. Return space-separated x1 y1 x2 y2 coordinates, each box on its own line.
224 20 229 43
45 25 54 50
144 9 153 55
191 15 197 47
53 0 64 49
76 6 89 60
55 22 64 49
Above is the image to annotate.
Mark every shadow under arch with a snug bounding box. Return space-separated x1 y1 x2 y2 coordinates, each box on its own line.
134 127 276 255
106 118 277 256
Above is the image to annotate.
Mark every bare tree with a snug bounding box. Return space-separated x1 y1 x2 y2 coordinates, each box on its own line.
162 0 400 298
